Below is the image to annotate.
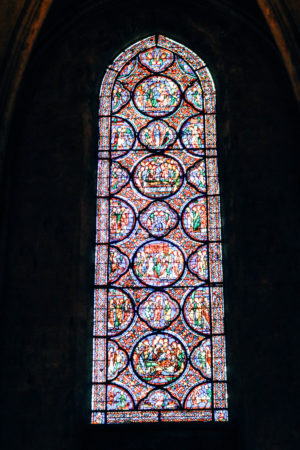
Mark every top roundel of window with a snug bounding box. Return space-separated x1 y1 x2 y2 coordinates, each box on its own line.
133 76 181 118
139 48 174 72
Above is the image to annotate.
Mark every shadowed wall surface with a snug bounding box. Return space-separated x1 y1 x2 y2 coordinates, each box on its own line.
0 1 299 449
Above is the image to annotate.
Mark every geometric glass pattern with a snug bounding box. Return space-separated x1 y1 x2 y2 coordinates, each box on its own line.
92 35 228 424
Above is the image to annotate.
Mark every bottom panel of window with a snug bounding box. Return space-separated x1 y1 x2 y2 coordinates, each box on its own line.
91 409 228 424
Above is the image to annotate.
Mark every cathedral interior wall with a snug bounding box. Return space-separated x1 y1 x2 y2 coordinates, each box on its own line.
0 1 299 449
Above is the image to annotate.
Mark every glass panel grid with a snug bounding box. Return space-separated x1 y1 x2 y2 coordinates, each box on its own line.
92 35 228 424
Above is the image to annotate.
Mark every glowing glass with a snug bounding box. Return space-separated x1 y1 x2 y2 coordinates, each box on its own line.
92 35 228 424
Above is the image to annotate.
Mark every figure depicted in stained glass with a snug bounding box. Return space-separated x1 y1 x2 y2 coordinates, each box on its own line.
182 197 207 241
185 82 203 111
110 198 135 242
177 57 196 77
107 289 133 335
107 385 134 410
185 383 212 409
107 341 128 379
183 288 210 334
109 248 129 282
191 339 212 378
187 160 206 192
134 76 181 117
133 156 183 198
139 120 176 150
181 115 204 150
133 241 184 286
132 333 186 385
139 201 178 237
139 292 179 329
119 59 136 79
111 117 135 152
188 246 208 280
139 389 180 409
112 82 130 112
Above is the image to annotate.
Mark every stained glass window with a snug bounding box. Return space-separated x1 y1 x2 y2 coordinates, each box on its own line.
91 35 228 424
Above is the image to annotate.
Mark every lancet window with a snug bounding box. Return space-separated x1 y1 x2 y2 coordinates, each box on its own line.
91 35 228 424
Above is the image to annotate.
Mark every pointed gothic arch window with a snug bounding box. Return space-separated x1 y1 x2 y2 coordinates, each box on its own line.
91 35 228 424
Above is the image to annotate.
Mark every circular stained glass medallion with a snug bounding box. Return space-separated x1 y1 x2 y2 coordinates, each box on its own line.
133 155 183 199
133 75 181 117
132 333 187 385
133 240 184 287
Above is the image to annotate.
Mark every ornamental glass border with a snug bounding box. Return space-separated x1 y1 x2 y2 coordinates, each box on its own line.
91 35 228 424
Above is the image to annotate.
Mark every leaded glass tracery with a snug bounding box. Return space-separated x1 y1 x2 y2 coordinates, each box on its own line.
91 35 228 424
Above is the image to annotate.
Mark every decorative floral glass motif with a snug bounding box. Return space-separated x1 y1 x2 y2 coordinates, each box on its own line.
92 35 228 425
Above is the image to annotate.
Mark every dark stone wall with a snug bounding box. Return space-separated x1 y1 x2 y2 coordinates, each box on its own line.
0 1 299 449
